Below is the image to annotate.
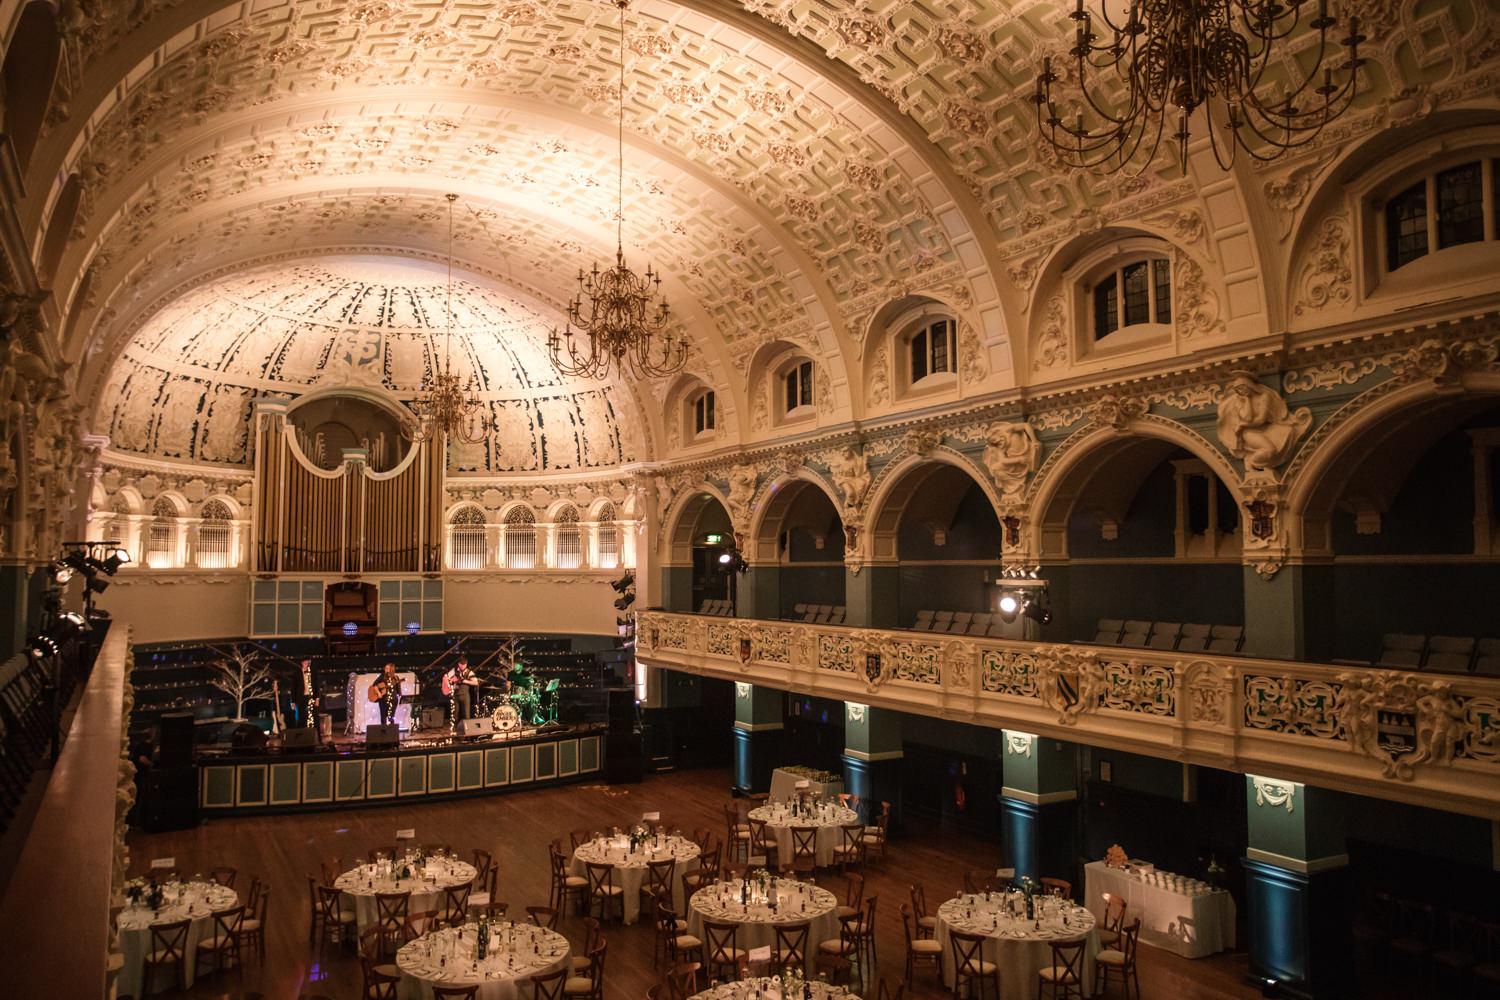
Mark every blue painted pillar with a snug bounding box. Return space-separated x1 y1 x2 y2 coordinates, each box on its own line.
659 565 694 613
736 564 780 621
844 565 901 628
842 702 903 830
732 683 783 795
1241 563 1335 662
999 732 1078 886
1243 776 1351 997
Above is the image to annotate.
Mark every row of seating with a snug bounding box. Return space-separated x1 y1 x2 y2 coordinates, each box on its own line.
0 646 89 840
790 604 847 624
696 600 735 616
1366 634 1500 675
911 610 1013 637
1091 619 1246 653
1354 892 1500 995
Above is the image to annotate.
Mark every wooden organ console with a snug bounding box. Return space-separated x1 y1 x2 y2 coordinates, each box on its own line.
252 399 444 575
324 581 377 653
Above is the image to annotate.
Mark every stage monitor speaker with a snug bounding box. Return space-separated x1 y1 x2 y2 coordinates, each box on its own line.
604 731 644 784
157 712 194 768
143 765 198 832
282 726 317 750
607 689 638 733
460 718 495 737
366 723 400 749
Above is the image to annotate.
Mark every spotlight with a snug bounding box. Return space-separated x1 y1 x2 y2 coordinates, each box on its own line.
87 576 110 595
101 548 131 573
613 592 636 612
717 550 734 565
26 634 59 660
49 562 74 585
610 571 635 594
997 593 1020 617
52 611 90 639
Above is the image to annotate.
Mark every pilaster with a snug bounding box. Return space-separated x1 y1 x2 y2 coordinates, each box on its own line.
844 563 901 628
842 701 902 829
732 682 783 796
999 732 1079 884
738 563 780 620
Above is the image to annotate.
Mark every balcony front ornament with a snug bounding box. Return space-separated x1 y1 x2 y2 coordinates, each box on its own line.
1036 645 1107 725
1334 671 1463 781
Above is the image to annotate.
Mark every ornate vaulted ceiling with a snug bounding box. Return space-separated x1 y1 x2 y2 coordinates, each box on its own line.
99 255 649 472
23 0 1500 467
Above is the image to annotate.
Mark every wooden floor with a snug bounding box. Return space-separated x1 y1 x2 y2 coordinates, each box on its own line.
125 768 1262 1000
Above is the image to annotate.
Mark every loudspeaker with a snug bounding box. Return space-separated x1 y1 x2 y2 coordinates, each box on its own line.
366 723 400 749
282 726 317 750
604 731 644 784
607 689 638 733
143 765 197 832
420 706 447 729
459 718 495 737
157 712 194 768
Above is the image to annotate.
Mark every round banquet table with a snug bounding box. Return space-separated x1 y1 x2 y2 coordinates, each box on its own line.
690 977 858 1000
747 803 860 869
934 894 1100 1000
571 833 701 924
116 879 239 998
686 877 838 972
396 920 571 1000
335 856 477 933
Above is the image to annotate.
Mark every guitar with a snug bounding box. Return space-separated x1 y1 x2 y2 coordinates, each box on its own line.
440 665 481 697
368 676 400 703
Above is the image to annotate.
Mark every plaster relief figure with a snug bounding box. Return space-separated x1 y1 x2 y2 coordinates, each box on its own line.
1216 372 1312 473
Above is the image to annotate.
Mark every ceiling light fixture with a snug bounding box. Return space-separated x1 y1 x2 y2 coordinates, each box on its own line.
1034 0 1365 174
409 193 488 444
548 0 685 381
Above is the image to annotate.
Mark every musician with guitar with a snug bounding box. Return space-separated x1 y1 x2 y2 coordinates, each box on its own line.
370 662 403 728
442 657 480 726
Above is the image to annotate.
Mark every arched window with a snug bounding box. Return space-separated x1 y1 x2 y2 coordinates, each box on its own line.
147 497 178 568
103 496 129 548
908 317 955 384
554 506 583 569
1382 158 1498 271
595 502 620 569
197 500 234 569
1091 257 1171 340
782 359 814 415
692 389 716 437
504 506 538 569
448 506 487 570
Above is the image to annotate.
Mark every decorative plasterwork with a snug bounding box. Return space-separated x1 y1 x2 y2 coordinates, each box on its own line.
1250 775 1297 812
845 702 867 723
1004 731 1034 758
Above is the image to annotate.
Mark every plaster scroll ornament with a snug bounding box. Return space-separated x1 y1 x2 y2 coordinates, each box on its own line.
829 445 872 511
868 345 891 406
726 464 756 538
903 428 941 456
982 422 1041 498
1215 372 1313 473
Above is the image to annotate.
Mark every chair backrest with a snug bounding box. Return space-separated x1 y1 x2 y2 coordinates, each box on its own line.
530 967 568 1000
682 870 707 902
790 826 817 869
1146 622 1182 649
208 904 244 943
702 919 740 964
1120 621 1151 646
316 883 345 923
472 847 493 882
1048 938 1087 980
1118 917 1141 965
404 908 440 940
909 883 928 920
773 920 809 967
1040 877 1071 898
147 918 191 964
841 823 864 856
949 928 988 974
963 869 993 894
934 611 954 624
571 829 592 850
1427 636 1477 672
210 866 237 888
1179 623 1212 648
899 903 918 946
1101 891 1126 932
585 861 616 897
527 904 559 929
645 857 676 897
844 872 865 908
359 954 400 999
442 882 472 925
1378 633 1426 667
375 890 410 932
665 962 701 1000
432 986 481 1000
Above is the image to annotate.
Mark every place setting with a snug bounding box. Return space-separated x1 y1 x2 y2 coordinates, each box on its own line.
395 918 572 1000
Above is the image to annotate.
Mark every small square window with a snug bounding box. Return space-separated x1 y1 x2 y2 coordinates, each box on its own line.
1436 161 1484 249
1386 180 1428 271
1093 275 1118 340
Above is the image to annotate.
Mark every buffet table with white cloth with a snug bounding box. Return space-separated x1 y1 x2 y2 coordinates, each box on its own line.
934 893 1100 1000
769 768 843 802
690 977 858 1000
571 833 701 924
747 802 860 869
687 877 838 972
1083 861 1235 958
396 920 571 1000
335 856 477 933
117 879 239 998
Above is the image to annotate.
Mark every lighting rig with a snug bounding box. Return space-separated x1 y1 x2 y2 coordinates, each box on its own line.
716 537 749 617
994 566 1052 626
612 570 636 648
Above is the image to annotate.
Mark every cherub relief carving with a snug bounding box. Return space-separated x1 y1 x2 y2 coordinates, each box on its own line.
1215 372 1312 473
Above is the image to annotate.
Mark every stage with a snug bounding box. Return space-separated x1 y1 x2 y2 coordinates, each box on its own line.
193 721 605 816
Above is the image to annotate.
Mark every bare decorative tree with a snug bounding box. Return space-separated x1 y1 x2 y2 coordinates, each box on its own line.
206 644 275 721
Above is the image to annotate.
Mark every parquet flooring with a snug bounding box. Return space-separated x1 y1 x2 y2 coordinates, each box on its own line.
125 767 1261 999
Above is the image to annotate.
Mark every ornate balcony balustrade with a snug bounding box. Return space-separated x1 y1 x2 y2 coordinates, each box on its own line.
636 610 1500 819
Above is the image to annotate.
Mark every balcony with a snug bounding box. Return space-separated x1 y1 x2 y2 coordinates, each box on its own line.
635 610 1500 819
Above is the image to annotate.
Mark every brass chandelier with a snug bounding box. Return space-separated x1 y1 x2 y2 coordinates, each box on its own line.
548 0 685 380
1034 0 1366 173
410 193 488 445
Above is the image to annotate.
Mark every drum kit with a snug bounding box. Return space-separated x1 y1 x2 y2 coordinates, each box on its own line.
481 662 560 730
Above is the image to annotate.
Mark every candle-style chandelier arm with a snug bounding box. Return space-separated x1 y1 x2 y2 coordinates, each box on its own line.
1036 0 1364 174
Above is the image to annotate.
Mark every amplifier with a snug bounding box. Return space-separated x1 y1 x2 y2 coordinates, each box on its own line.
460 718 496 738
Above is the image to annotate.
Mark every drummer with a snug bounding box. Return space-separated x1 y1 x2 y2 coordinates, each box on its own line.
443 657 480 722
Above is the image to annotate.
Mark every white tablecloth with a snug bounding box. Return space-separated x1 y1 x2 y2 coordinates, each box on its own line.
336 857 477 933
571 834 701 923
690 978 857 1000
769 768 843 802
687 878 838 972
748 804 860 869
396 921 571 1000
117 880 239 997
934 894 1099 1000
1083 861 1235 959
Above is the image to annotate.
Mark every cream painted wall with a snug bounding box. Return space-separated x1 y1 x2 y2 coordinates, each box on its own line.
444 576 620 636
97 573 250 643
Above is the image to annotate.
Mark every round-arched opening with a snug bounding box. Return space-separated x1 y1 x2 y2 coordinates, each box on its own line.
751 477 846 620
1037 436 1243 648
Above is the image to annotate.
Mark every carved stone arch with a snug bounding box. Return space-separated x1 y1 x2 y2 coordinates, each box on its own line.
1027 414 1243 561
746 468 845 564
151 491 190 518
858 293 985 414
663 483 732 566
446 500 489 525
743 338 828 435
199 493 244 521
38 172 82 288
543 499 581 524
864 448 1006 567
1285 371 1500 555
661 371 732 452
111 485 144 515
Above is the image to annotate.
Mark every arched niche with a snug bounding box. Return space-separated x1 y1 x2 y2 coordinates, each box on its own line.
747 473 845 564
2 2 61 175
285 389 413 473
38 172 81 287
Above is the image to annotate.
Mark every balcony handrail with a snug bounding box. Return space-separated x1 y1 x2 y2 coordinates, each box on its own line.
635 610 1500 820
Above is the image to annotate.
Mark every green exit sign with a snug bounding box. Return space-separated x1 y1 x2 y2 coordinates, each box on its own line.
704 533 724 545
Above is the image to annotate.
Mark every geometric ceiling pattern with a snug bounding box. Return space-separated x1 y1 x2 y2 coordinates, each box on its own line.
96 256 645 473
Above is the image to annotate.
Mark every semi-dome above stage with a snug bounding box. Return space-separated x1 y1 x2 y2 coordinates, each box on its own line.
96 255 648 473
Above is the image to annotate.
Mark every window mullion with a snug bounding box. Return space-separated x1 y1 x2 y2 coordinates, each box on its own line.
1426 174 1439 254
1484 159 1496 244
